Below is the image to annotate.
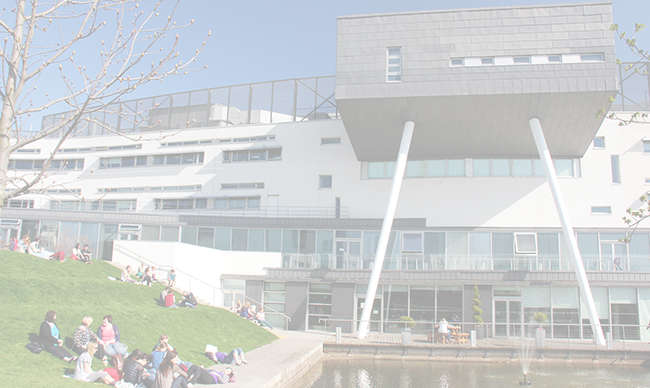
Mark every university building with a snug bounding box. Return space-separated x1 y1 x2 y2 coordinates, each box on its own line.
2 2 650 341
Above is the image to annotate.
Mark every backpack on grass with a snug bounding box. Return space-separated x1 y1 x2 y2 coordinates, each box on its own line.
26 342 43 354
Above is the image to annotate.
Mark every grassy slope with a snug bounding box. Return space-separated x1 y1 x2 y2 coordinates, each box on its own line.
0 251 277 388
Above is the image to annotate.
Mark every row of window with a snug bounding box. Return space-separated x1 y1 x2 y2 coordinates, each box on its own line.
15 148 40 154
98 152 204 169
50 199 137 212
60 144 142 154
221 182 264 190
153 196 261 210
449 53 606 67
8 159 84 171
98 185 202 194
4 199 34 208
222 148 281 163
161 135 276 148
138 226 650 273
364 159 578 179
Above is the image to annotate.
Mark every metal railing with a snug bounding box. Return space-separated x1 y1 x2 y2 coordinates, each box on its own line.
241 294 292 331
281 253 650 273
160 204 350 219
41 76 339 137
312 318 646 345
112 243 223 306
283 254 569 272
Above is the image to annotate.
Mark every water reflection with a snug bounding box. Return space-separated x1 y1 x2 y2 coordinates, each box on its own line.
306 359 650 388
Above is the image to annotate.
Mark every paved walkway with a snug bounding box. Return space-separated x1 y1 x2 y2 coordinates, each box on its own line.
193 330 327 388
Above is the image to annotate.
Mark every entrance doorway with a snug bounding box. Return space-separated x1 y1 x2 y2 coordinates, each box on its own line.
494 299 522 337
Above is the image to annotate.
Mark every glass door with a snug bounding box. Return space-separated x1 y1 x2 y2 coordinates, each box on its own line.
336 240 360 269
601 241 628 271
494 299 522 337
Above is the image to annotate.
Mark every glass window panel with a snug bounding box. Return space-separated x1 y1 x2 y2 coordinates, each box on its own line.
247 197 260 209
577 232 599 271
512 159 532 176
402 232 422 251
198 227 214 248
493 232 514 270
266 229 282 252
317 230 333 254
533 159 545 176
552 287 578 308
232 229 248 250
492 159 510 176
426 160 445 177
250 150 266 161
523 287 550 307
268 148 281 160
248 229 265 251
610 155 621 183
367 162 386 179
181 225 197 245
406 161 425 177
160 226 178 242
282 229 298 253
610 287 636 304
141 225 160 241
593 137 605 148
299 230 316 254
630 233 650 272
214 198 228 209
229 198 246 209
469 232 490 256
319 175 332 189
424 232 445 255
214 227 231 250
473 159 490 177
554 159 573 177
166 154 181 165
447 232 468 256
447 160 465 176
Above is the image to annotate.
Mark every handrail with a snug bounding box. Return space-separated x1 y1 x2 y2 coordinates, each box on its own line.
242 294 292 323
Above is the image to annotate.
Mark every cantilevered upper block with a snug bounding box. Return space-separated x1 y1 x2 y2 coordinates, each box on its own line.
336 2 617 160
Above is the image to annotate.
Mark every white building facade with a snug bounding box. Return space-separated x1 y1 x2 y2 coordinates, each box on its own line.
2 2 650 340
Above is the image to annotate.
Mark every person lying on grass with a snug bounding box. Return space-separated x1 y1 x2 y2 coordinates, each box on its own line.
205 345 248 366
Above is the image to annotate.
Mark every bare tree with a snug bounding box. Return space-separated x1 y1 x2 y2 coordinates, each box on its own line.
0 0 208 203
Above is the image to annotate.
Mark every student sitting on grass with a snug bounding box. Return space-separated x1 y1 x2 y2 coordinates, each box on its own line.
74 342 115 384
178 291 197 308
187 365 235 385
154 350 189 388
205 345 247 366
71 316 100 354
122 349 152 387
38 310 75 362
97 315 128 359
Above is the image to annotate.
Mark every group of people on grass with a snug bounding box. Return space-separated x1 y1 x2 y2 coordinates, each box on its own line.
120 265 177 289
37 310 246 387
8 235 41 255
47 242 92 263
232 300 273 329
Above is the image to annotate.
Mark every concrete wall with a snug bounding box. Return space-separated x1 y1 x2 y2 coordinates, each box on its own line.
331 283 356 333
286 281 308 330
111 240 281 306
336 3 616 98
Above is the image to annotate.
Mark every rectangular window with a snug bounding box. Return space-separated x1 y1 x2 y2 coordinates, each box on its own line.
512 159 533 177
492 159 510 176
591 206 612 214
321 137 341 145
515 233 537 255
643 140 650 153
580 53 605 62
513 56 531 64
319 174 332 189
268 148 282 160
611 155 621 183
548 55 562 63
481 57 495 65
554 159 574 177
593 136 605 149
402 233 422 252
450 58 465 66
386 47 402 82
472 159 490 177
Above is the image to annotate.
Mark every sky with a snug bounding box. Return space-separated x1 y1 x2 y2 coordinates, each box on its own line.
8 0 650 129
158 0 649 94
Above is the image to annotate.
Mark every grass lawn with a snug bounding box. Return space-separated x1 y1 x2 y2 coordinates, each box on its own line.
0 251 277 387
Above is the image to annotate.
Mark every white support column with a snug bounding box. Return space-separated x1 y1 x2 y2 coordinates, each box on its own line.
357 121 414 339
529 117 606 346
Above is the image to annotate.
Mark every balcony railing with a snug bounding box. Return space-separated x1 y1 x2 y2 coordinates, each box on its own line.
41 76 339 137
282 253 648 273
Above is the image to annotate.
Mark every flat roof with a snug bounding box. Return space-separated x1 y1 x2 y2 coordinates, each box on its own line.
337 1 611 20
